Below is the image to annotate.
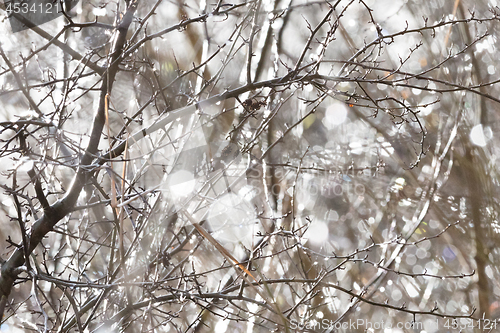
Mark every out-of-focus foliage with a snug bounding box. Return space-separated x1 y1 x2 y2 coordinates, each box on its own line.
1 0 500 332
